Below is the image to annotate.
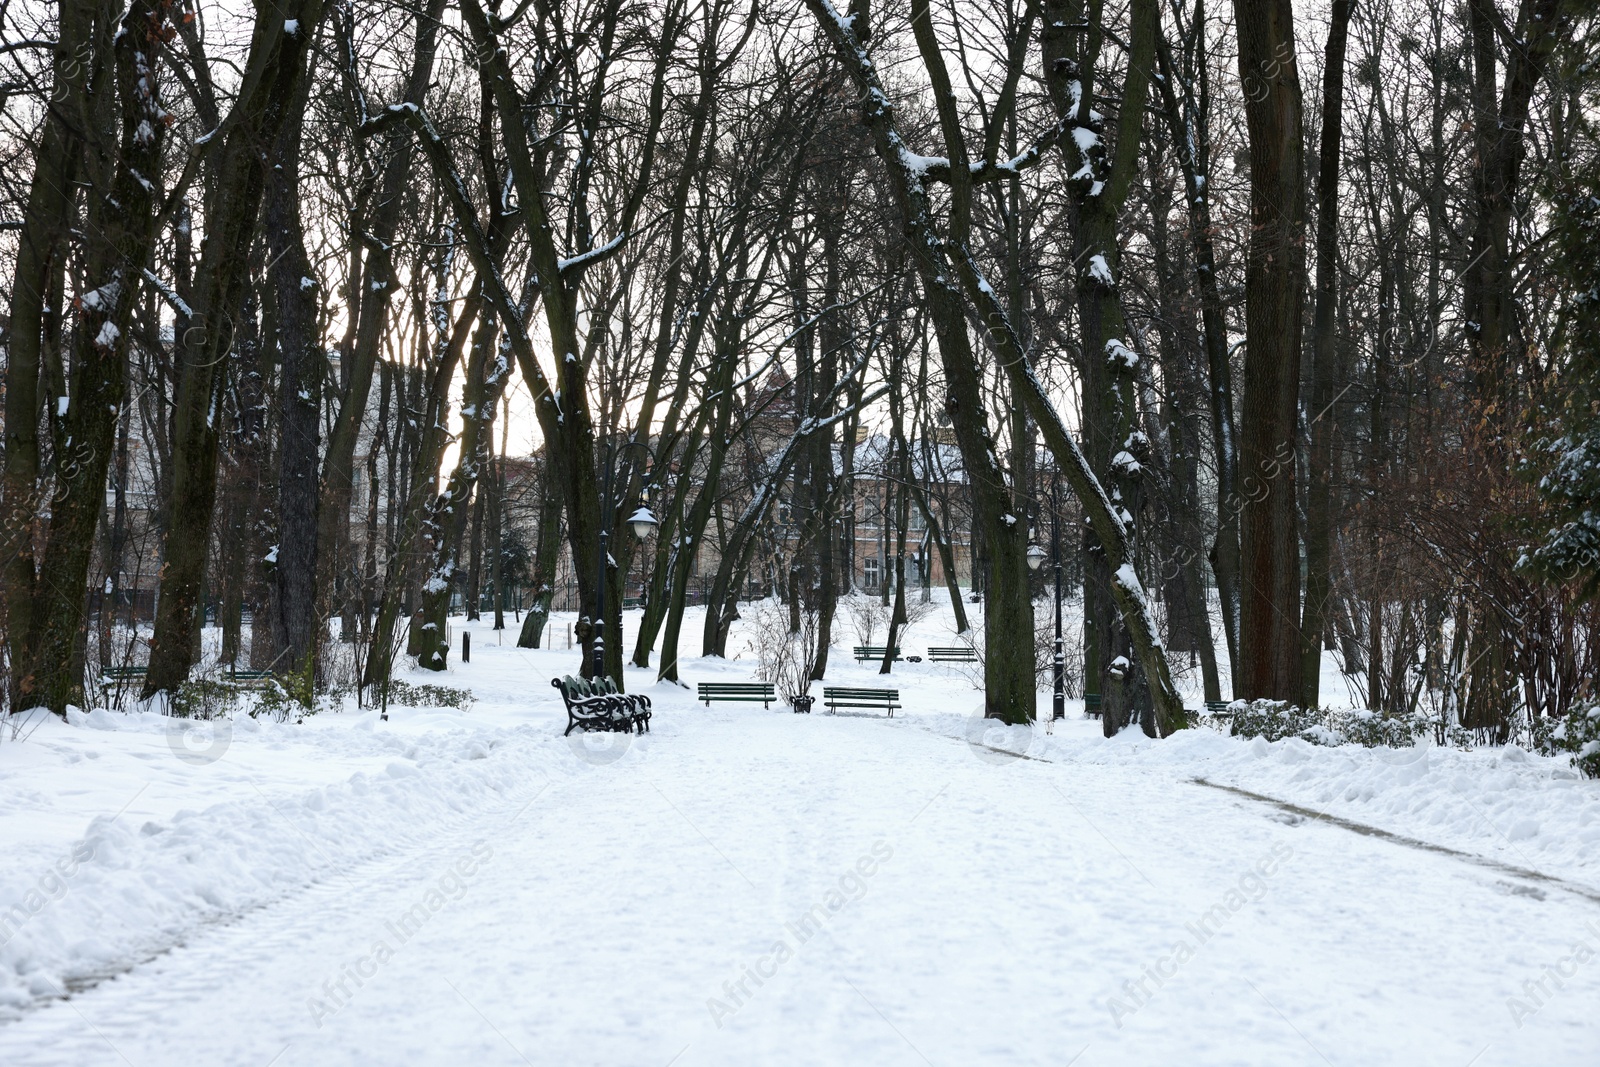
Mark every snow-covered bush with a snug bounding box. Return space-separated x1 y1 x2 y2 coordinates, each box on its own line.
385 679 474 711
1532 706 1600 779
1222 700 1325 743
169 679 246 720
1219 701 1488 753
1326 709 1427 749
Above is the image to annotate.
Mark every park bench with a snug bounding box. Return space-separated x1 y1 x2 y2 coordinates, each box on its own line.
596 676 650 732
927 646 978 663
696 682 776 709
99 666 146 694
823 687 901 717
225 668 275 690
551 675 649 735
1085 693 1103 719
1203 700 1233 719
852 646 901 663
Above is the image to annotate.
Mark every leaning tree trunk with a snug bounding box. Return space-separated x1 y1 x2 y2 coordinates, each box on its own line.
364 293 482 688
659 395 732 681
416 310 511 671
517 464 564 649
807 0 1186 733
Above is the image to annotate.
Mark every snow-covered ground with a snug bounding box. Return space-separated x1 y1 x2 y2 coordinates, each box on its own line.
2 598 1597 1065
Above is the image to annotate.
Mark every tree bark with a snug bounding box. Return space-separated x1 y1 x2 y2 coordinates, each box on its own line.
1300 0 1353 709
1 0 118 708
145 4 329 697
317 0 447 651
26 0 169 712
1152 2 1240 688
266 54 322 685
1230 0 1307 702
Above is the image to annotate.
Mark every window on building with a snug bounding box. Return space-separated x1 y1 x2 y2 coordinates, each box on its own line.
864 556 881 591
862 489 881 527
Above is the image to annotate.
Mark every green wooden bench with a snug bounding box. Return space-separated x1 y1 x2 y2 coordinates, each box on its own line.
1203 700 1233 718
852 646 901 663
697 682 776 709
99 666 147 693
1085 692 1103 719
927 646 977 663
823 687 900 717
225 668 275 690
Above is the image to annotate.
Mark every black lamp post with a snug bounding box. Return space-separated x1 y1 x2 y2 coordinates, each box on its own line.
592 440 657 680
1026 479 1066 721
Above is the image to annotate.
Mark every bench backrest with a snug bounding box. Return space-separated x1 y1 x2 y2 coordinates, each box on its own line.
697 683 773 691
824 687 899 699
555 675 602 700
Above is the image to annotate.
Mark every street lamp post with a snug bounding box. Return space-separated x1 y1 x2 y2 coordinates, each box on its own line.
1050 480 1065 720
592 439 658 680
1025 478 1066 722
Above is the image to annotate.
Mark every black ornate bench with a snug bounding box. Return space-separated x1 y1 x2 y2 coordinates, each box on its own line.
552 675 651 735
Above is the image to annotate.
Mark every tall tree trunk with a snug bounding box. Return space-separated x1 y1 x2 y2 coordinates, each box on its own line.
26 0 170 713
1300 0 1352 709
1040 0 1160 732
317 0 447 649
417 308 510 671
1153 1 1240 688
517 463 564 649
1230 0 1307 702
365 290 482 687
266 84 324 683
663 355 738 681
145 5 329 697
2 0 117 709
1463 0 1567 423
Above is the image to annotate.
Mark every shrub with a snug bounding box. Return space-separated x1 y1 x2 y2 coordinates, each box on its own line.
169 679 245 720
1326 709 1425 749
385 679 474 711
1532 706 1600 779
1224 699 1324 743
745 597 821 705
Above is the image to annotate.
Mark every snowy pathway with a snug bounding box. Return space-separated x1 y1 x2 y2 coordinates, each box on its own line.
2 708 1596 1066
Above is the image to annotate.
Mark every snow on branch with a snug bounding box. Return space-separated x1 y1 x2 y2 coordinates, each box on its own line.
557 230 629 277
141 269 193 318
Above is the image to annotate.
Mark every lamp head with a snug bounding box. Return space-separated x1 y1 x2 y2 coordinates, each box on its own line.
627 506 659 540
